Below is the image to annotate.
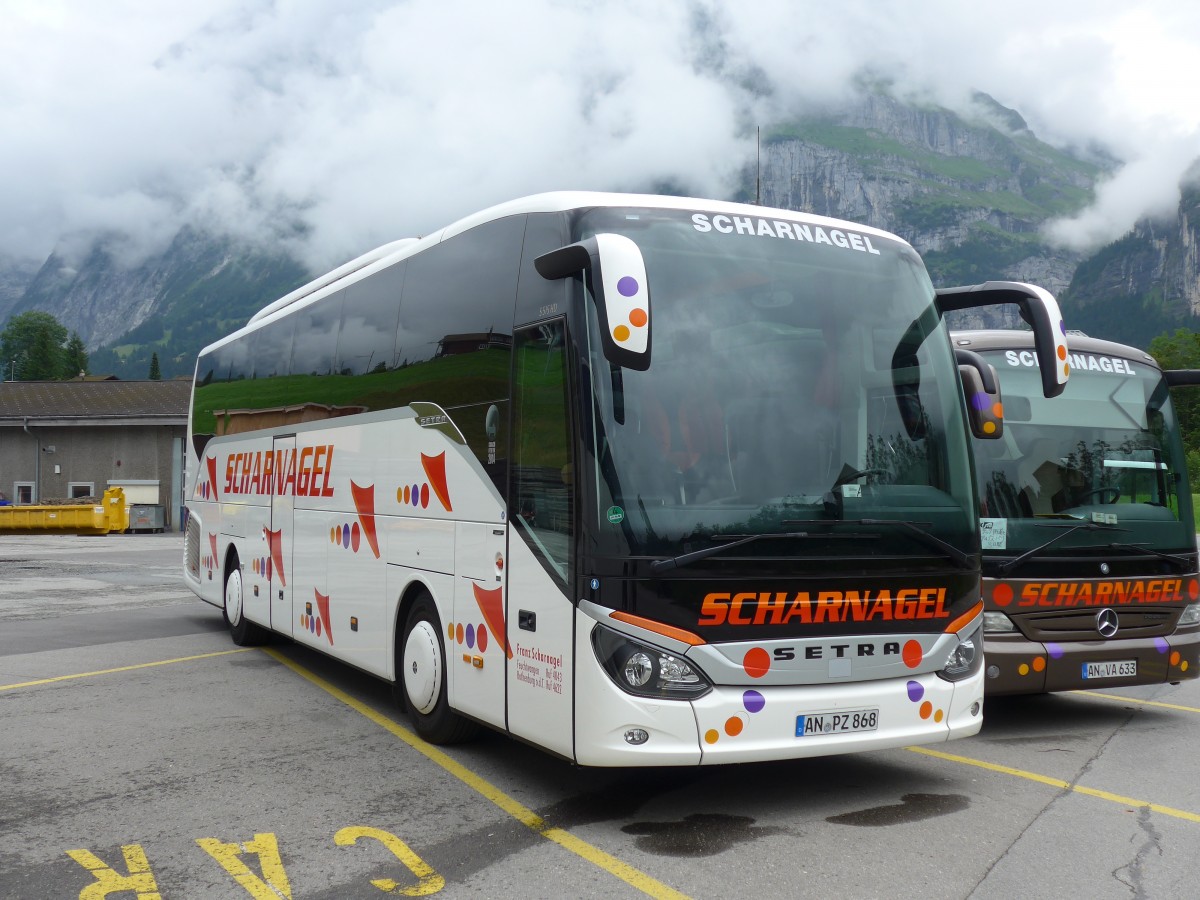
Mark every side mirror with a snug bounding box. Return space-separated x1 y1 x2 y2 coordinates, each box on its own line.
956 348 1003 439
936 281 1069 398
535 234 651 371
1164 369 1200 387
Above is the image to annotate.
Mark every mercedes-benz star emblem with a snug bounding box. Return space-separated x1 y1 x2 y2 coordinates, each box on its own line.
1096 607 1119 638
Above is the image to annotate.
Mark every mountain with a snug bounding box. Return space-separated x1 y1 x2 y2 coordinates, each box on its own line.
0 90 1196 375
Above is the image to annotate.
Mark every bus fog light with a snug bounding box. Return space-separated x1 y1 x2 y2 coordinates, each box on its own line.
624 728 649 745
986 665 1000 679
592 625 712 700
1179 602 1200 626
970 701 981 716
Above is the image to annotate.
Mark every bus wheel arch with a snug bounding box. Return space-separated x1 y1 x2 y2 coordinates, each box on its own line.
397 587 479 744
223 545 266 646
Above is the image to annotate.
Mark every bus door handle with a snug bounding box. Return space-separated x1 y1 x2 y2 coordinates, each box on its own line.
519 610 536 632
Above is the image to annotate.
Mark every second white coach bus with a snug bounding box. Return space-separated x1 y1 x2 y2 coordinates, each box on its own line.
184 192 1067 766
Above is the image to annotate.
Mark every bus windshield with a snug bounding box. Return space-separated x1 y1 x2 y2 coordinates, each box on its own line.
974 349 1194 554
574 207 976 561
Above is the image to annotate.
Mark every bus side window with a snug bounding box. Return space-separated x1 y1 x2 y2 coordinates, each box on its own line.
511 320 574 586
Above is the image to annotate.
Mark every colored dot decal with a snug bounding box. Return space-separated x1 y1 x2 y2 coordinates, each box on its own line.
992 402 1003 418
993 584 1013 607
403 486 411 504
316 619 323 637
724 717 744 737
1155 637 1170 654
1170 651 1181 666
902 640 923 669
301 614 308 629
934 709 944 723
1189 579 1199 601
466 624 475 649
351 522 361 552
1047 643 1065 659
1057 345 1067 360
906 680 924 702
342 524 350 548
478 624 488 653
971 393 989 411
1031 656 1046 672
447 622 455 640
982 421 996 435
743 690 765 713
743 647 770 678
919 701 933 719
456 623 464 645
420 484 430 509
704 729 720 744
613 324 631 342
629 307 648 327
1182 661 1190 672
617 276 639 297
1018 663 1030 676
411 485 419 506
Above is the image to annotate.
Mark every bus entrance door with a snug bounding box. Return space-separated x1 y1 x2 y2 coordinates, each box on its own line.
270 435 295 634
452 521 507 730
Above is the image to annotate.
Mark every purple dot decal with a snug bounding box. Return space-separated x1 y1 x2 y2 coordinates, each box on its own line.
1059 321 1066 335
309 617 316 633
906 680 924 702
411 484 420 507
1047 643 1065 659
617 275 639 297
743 690 765 713
342 523 350 548
466 624 475 649
971 392 989 411
1155 637 1170 654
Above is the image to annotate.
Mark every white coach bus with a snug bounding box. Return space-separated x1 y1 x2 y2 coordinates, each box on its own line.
183 192 1067 766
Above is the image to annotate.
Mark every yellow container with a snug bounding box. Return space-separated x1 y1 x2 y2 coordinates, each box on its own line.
0 487 129 535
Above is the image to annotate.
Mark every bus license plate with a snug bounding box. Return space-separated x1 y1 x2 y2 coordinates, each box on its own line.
796 708 879 737
1082 660 1136 679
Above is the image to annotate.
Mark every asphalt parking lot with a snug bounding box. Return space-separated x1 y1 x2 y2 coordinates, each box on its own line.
2 533 1199 899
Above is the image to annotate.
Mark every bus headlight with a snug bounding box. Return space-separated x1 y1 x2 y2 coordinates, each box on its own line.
983 611 1016 633
592 626 712 700
1179 603 1200 627
937 624 983 682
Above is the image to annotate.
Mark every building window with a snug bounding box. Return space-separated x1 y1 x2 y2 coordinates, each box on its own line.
14 482 34 505
69 482 95 499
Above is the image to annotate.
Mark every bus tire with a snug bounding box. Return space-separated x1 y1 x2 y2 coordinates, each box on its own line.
400 592 478 744
224 553 267 647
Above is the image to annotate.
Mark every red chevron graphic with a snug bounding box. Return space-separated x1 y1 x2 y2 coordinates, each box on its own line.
350 481 380 558
314 589 334 646
264 527 286 586
208 533 218 566
205 455 219 500
420 452 453 512
472 584 511 659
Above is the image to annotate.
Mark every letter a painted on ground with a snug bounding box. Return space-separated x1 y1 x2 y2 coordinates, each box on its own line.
196 833 293 900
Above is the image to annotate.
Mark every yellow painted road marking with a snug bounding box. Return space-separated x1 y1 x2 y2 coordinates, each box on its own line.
908 746 1200 823
1072 690 1200 714
263 647 691 900
0 648 253 692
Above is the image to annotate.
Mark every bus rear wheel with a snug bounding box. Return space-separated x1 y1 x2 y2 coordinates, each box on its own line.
400 593 478 744
224 553 267 646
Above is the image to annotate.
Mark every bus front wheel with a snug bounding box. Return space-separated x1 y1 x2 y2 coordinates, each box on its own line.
400 593 478 744
224 553 267 646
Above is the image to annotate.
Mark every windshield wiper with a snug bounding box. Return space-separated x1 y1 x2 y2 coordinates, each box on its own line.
784 518 975 569
996 520 1126 576
1102 542 1193 572
649 531 815 574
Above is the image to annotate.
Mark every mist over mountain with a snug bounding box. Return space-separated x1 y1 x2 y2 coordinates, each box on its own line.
1 91 1196 378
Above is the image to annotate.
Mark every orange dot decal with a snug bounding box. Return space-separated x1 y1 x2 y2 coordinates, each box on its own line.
1171 651 1181 666
919 701 933 719
613 324 631 342
629 308 648 327
456 623 464 644
1032 656 1046 672
743 647 770 678
992 402 1003 418
704 729 720 744
725 717 744 737
1057 345 1067 360
902 640 923 669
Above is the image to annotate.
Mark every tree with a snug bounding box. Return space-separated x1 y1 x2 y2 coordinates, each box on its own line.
0 311 69 381
148 352 161 380
62 332 89 378
1148 328 1200 473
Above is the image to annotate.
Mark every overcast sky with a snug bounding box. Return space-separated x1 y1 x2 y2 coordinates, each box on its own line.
2 0 1197 272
